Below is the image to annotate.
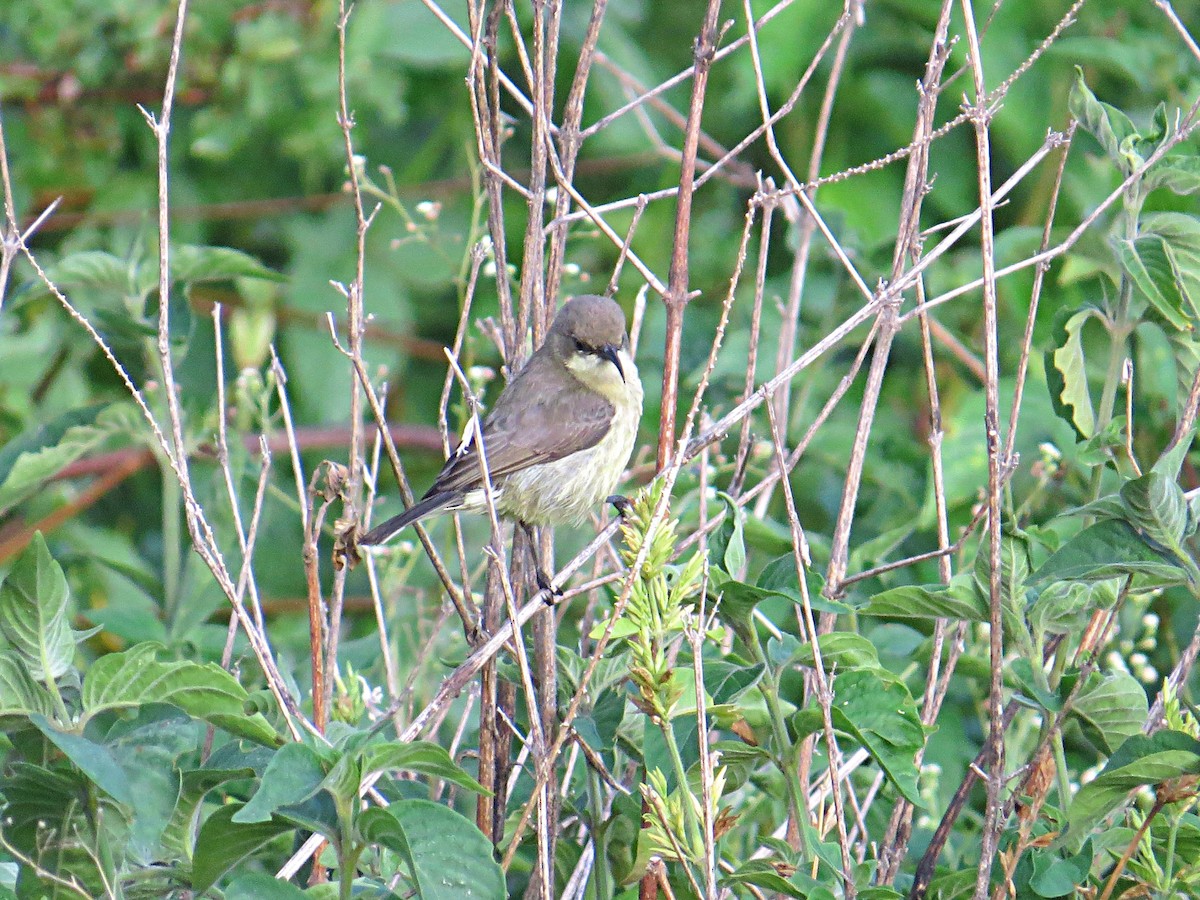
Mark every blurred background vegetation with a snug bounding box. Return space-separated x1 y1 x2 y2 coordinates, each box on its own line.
3 0 1200 895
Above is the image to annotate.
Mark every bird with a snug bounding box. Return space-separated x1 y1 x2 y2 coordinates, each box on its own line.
359 294 643 582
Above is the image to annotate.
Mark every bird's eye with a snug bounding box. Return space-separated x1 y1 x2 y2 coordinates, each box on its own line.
573 338 587 353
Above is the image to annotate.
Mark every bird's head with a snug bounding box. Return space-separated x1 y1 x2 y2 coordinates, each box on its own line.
548 294 632 388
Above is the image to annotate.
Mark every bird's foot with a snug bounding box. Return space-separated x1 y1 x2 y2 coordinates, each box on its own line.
607 494 633 518
536 569 563 603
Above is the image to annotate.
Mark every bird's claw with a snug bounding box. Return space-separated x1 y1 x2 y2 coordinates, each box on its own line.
536 570 563 603
607 494 633 517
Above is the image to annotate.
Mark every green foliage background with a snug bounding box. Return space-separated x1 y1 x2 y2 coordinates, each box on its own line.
3 0 1200 897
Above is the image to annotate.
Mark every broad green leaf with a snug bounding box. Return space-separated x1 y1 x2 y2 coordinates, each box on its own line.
1027 582 1100 641
1063 730 1200 850
1120 471 1188 550
225 873 308 900
1029 520 1187 586
42 251 133 296
1068 68 1138 164
793 632 882 673
168 245 286 285
103 706 193 862
709 575 789 638
1117 235 1193 331
30 714 134 805
192 803 295 894
362 740 489 795
793 671 926 806
81 642 279 743
757 554 851 614
0 653 56 723
719 859 806 898
973 531 1031 635
0 533 74 681
863 574 988 622
1070 670 1148 754
1145 155 1200 195
1046 309 1100 439
161 762 260 860
0 404 116 516
233 742 327 824
702 660 765 704
360 801 504 900
1144 212 1200 268
1027 846 1091 898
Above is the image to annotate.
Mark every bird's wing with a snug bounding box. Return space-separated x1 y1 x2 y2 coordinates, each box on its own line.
429 372 615 495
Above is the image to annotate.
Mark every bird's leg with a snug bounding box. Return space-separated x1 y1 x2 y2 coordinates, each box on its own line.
606 494 633 518
520 521 562 601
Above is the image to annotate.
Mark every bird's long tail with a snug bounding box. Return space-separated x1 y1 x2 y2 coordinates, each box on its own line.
359 491 460 545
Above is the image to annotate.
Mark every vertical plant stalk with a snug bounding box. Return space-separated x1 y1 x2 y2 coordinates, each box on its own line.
959 1 1007 896
135 0 307 741
875 0 955 876
325 0 372 726
657 0 723 470
731 187 774 497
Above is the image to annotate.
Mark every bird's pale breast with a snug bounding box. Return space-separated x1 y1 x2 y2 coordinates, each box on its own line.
489 354 642 526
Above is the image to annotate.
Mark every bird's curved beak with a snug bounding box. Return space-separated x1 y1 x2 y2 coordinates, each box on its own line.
599 344 625 382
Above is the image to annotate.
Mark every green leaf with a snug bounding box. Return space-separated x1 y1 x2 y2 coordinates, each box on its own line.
0 533 74 682
1027 582 1101 641
1063 730 1200 850
1120 471 1188 550
29 714 134 805
702 660 765 704
1152 428 1195 483
972 530 1032 635
1068 68 1138 164
321 746 364 808
1145 155 1200 195
192 803 295 894
362 740 489 796
0 653 56 723
225 873 309 900
0 404 116 517
709 575 788 638
103 706 193 862
360 801 504 900
1046 308 1099 439
711 494 746 575
863 573 988 622
42 251 133 296
793 671 926 806
757 554 852 614
233 742 327 823
160 760 261 860
1070 670 1148 755
81 642 279 743
168 245 285 285
793 632 882 673
1029 520 1187 586
0 762 110 896
1027 846 1091 897
719 859 806 898
1116 235 1194 331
